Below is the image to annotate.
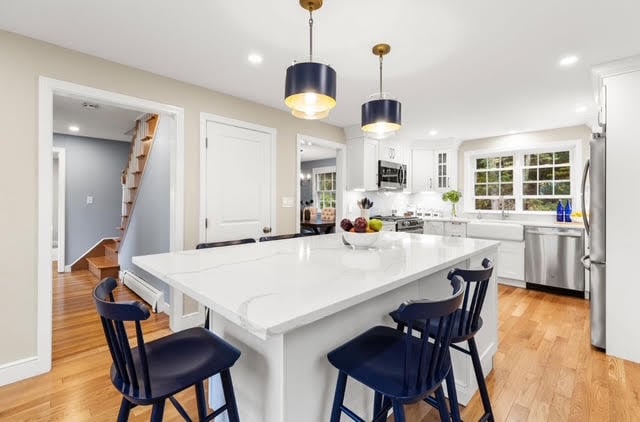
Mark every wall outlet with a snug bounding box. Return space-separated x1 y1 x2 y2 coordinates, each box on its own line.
86 196 94 205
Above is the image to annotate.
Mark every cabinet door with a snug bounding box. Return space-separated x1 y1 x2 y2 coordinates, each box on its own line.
363 139 379 191
497 240 525 280
379 141 404 164
434 150 454 191
424 221 444 235
411 149 435 192
444 221 466 237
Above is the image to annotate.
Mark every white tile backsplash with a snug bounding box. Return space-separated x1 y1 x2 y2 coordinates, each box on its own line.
344 190 448 219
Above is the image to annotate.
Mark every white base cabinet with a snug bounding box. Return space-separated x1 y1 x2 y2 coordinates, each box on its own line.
496 240 525 281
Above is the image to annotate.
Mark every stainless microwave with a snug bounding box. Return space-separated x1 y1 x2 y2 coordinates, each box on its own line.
378 160 407 189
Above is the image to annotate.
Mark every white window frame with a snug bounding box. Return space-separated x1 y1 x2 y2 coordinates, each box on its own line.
312 166 337 210
463 140 583 214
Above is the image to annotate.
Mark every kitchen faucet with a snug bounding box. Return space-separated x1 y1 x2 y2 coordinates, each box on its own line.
498 196 509 220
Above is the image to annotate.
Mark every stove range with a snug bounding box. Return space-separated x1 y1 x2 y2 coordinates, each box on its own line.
371 215 424 233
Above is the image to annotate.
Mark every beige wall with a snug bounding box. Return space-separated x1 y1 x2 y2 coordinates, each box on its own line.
457 124 592 210
0 30 345 365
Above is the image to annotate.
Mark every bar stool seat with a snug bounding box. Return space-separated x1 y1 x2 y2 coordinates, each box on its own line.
327 276 465 422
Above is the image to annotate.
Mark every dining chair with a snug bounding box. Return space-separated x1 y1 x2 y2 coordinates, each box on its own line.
93 277 241 422
327 276 465 422
391 258 495 422
195 238 256 328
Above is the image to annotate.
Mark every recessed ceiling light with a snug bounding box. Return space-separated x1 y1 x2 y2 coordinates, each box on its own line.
575 105 587 113
429 129 438 136
559 55 579 67
247 53 263 65
68 125 80 132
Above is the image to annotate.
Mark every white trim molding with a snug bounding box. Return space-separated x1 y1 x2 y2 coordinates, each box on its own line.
52 147 66 273
15 76 186 388
295 134 346 234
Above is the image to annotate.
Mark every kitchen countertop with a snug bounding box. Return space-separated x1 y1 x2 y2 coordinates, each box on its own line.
134 232 499 340
422 216 585 230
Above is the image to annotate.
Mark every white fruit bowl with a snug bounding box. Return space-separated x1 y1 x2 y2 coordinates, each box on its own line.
342 231 380 248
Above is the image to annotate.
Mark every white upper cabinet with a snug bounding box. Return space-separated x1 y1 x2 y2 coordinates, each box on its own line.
378 141 407 164
410 148 457 192
347 137 379 191
411 149 435 192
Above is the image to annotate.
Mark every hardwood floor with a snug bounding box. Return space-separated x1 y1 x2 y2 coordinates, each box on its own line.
0 270 639 421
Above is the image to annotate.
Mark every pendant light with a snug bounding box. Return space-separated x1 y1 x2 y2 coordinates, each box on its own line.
361 43 402 136
284 0 337 120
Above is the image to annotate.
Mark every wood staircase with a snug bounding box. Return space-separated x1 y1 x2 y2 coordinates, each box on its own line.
76 114 159 280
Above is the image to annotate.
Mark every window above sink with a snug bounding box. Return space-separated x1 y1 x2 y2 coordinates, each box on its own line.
464 139 583 214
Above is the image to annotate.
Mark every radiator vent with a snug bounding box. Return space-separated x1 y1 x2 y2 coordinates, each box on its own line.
122 271 163 312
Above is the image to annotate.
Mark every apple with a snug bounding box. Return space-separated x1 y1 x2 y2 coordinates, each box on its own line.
353 217 368 233
340 218 353 232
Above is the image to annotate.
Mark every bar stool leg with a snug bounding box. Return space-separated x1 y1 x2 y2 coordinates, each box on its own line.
392 400 406 422
150 400 165 422
445 363 462 422
468 337 494 422
195 381 208 420
117 398 132 422
434 386 451 422
220 369 240 422
330 371 348 422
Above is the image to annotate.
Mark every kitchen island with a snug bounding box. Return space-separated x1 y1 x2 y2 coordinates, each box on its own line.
134 232 499 421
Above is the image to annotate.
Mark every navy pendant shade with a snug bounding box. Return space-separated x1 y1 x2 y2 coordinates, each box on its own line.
285 62 337 119
361 98 402 133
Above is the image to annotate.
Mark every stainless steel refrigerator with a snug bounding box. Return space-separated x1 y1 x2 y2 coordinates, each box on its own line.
581 131 606 349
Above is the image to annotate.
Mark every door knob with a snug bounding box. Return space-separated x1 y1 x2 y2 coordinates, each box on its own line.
263 226 272 234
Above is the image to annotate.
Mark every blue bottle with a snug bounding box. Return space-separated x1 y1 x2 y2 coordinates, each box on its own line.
556 200 564 222
564 200 572 223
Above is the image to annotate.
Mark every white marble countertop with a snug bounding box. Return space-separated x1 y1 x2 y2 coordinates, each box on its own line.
422 216 585 230
133 232 499 340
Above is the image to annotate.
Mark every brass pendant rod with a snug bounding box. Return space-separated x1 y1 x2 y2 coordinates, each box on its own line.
308 8 314 62
379 54 384 95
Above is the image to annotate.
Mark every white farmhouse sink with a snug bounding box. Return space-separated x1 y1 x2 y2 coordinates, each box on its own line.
466 221 524 241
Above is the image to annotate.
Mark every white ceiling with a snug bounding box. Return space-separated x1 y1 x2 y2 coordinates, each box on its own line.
4 1 640 141
53 95 141 141
301 143 337 162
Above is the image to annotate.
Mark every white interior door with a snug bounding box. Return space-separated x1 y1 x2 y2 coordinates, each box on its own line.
205 120 274 241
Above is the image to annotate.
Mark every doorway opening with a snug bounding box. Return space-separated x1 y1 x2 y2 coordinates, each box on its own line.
26 77 185 386
296 135 346 235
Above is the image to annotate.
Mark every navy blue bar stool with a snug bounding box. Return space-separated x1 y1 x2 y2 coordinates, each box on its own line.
93 278 242 422
391 258 495 422
327 276 465 422
195 238 256 329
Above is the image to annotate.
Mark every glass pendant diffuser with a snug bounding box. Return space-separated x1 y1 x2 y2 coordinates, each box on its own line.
284 0 337 120
361 43 402 135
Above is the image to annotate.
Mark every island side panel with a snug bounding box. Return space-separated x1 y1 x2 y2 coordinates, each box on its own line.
207 312 286 422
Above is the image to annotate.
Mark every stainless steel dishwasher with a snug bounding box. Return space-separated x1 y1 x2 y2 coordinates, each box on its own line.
524 226 585 292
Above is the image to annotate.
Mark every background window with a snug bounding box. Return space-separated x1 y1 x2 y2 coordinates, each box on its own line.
473 155 515 210
522 151 571 211
314 171 336 209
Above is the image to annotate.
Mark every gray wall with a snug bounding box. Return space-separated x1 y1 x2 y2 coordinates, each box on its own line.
118 116 171 302
300 158 336 205
53 134 130 264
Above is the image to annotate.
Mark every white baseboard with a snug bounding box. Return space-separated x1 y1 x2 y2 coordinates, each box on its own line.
0 355 50 387
498 278 526 289
161 301 171 315
64 265 72 273
51 248 58 261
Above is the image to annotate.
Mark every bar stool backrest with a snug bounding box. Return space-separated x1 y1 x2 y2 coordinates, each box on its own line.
393 276 465 395
93 278 153 398
447 258 494 338
195 238 256 249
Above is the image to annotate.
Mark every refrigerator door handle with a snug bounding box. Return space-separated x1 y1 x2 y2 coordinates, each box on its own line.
581 158 590 236
581 254 591 270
